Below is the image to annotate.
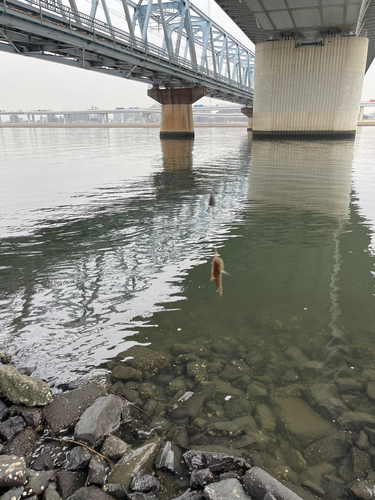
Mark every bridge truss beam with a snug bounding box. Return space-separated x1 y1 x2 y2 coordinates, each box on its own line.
0 0 254 105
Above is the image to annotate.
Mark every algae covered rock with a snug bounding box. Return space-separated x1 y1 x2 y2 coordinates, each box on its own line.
0 365 52 408
122 346 170 378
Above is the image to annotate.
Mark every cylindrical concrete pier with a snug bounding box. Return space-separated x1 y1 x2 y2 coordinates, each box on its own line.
253 36 369 138
148 87 206 139
241 107 253 131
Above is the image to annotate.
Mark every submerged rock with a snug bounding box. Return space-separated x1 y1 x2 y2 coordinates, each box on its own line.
338 412 375 431
271 394 333 446
0 365 52 408
243 467 304 500
121 346 169 379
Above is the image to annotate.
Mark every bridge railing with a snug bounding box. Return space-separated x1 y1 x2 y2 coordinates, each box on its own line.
2 0 254 96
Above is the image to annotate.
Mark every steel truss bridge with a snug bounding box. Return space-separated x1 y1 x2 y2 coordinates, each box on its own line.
0 0 254 105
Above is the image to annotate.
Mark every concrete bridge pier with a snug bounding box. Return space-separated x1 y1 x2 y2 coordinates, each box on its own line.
241 107 253 131
253 36 369 138
148 87 206 138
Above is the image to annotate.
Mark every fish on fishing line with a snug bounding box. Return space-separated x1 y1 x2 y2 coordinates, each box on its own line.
208 191 215 217
210 249 229 297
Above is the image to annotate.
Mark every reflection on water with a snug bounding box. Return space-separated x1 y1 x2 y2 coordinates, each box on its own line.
1 127 375 494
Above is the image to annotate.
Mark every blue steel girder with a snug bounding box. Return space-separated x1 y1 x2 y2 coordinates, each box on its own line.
0 0 254 104
105 0 254 88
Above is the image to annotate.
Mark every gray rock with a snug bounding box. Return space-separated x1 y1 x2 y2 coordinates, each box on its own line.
43 383 107 434
206 420 243 437
243 467 304 500
155 441 182 476
102 484 127 500
130 472 159 493
304 431 352 465
336 378 362 394
247 382 268 398
0 365 52 407
168 383 215 420
218 361 248 382
121 346 169 378
58 379 89 392
356 430 370 450
351 447 372 479
100 436 128 460
338 412 375 431
0 401 10 422
86 456 107 486
0 416 26 441
0 352 12 364
2 428 38 465
271 395 333 446
109 383 143 408
66 486 115 500
363 369 375 382
350 478 375 499
167 426 188 450
24 470 55 496
321 474 345 500
300 463 335 491
0 455 26 487
367 382 375 401
183 450 249 473
56 471 86 500
43 487 62 500
0 486 23 500
255 404 276 433
190 468 214 488
186 361 208 382
66 447 93 471
31 450 54 471
305 382 348 419
107 437 163 490
223 397 253 420
10 406 42 429
111 366 142 382
74 395 132 447
203 478 249 500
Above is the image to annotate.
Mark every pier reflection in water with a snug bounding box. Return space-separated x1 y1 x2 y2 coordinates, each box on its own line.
1 127 375 492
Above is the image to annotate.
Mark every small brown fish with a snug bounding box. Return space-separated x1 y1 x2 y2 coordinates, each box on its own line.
210 249 229 297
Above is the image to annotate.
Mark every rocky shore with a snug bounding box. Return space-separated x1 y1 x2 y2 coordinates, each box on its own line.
2 335 375 500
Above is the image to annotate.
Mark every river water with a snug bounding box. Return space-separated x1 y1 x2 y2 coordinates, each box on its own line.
1 126 375 489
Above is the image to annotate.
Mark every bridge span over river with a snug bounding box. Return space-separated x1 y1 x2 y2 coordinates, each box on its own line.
0 0 374 137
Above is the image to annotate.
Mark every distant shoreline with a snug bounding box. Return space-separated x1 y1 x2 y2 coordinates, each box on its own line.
0 122 248 128
1 122 374 128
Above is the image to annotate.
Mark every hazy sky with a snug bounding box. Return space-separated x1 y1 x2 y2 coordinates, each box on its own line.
0 0 374 111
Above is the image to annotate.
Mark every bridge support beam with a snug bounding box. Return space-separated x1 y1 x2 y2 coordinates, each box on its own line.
148 87 206 138
241 107 253 131
253 37 368 138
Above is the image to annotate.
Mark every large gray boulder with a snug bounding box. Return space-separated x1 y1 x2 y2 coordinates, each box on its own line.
74 395 132 447
0 365 52 407
43 383 107 434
